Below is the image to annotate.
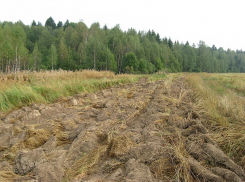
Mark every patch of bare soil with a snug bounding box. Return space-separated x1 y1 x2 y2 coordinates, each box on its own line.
0 77 244 181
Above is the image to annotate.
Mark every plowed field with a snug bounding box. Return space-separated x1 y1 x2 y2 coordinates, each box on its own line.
0 75 244 182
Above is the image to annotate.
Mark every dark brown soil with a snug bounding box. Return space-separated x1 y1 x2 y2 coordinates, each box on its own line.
0 77 244 182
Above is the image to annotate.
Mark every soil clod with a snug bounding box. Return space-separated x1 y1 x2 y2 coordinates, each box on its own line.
0 76 244 181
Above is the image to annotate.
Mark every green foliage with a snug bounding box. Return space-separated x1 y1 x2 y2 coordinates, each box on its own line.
183 44 196 72
58 37 68 66
48 44 58 70
0 72 138 111
45 17 56 29
31 20 37 27
147 62 156 74
148 71 166 81
122 51 139 73
57 21 63 28
31 43 42 70
155 58 164 71
101 48 117 73
64 20 69 30
0 19 245 74
139 59 149 74
167 53 180 72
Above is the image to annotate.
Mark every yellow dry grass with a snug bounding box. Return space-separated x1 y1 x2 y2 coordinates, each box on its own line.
150 157 176 180
0 69 134 86
0 166 35 182
65 133 135 181
186 73 245 166
0 69 139 112
109 135 135 157
185 74 228 126
214 132 245 158
24 127 51 149
150 131 193 181
0 170 20 182
10 142 25 154
65 145 109 181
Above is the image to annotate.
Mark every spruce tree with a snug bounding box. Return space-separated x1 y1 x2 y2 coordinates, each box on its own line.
45 17 56 29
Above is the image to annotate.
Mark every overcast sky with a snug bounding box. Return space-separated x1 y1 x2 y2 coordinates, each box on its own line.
1 0 244 51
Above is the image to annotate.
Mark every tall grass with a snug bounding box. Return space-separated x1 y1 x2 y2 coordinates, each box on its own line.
186 73 245 165
185 74 228 126
0 70 138 112
147 71 167 81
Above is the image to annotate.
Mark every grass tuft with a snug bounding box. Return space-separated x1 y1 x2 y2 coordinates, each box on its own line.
185 74 228 126
0 70 138 112
24 127 51 149
65 145 109 181
186 73 245 166
150 131 193 181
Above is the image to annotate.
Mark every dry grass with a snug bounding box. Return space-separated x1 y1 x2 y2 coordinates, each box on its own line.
187 73 245 125
218 93 245 122
24 127 51 149
0 164 35 182
126 91 135 99
65 133 135 181
0 162 22 182
186 73 245 165
150 157 176 180
65 145 109 181
109 135 135 157
10 142 25 154
150 131 193 181
0 170 20 182
185 74 228 126
214 132 245 158
0 69 120 84
0 70 138 111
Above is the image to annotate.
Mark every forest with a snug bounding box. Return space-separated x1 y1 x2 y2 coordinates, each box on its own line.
0 17 245 74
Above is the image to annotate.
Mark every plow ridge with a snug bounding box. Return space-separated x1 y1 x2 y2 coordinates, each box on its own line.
0 76 244 182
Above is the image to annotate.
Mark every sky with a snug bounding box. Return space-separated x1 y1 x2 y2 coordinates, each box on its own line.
1 0 245 51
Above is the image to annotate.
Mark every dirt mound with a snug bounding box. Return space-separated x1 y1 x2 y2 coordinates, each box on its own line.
0 76 244 181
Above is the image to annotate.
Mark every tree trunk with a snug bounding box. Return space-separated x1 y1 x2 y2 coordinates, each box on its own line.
106 53 108 71
80 53 81 65
52 55 54 70
1 58 3 72
119 52 123 74
117 53 121 74
94 49 96 70
14 46 17 80
18 55 20 71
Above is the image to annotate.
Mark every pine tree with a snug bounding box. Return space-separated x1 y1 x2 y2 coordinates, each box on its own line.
31 20 37 26
57 21 63 28
63 20 69 30
45 17 56 29
168 38 173 49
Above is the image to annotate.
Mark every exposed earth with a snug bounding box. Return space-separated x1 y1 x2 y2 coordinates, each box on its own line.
0 76 244 181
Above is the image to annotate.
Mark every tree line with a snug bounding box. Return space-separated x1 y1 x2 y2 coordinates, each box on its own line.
0 17 244 74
